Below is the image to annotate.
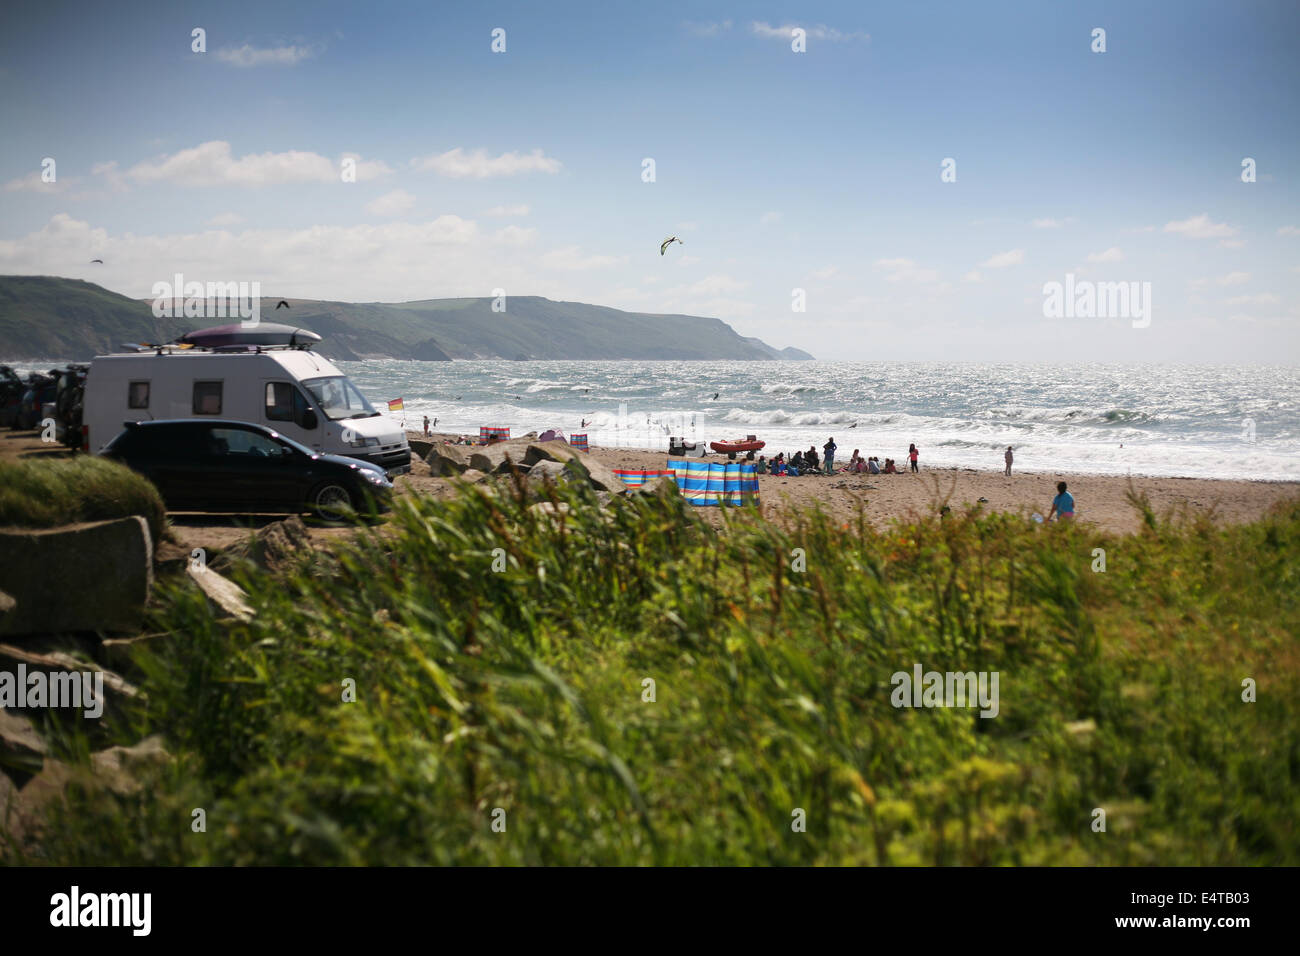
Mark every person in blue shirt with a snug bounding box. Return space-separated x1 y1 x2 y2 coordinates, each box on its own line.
1049 481 1075 521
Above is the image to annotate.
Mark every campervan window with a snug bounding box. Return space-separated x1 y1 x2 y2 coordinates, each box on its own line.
127 381 150 409
302 375 377 420
193 380 223 415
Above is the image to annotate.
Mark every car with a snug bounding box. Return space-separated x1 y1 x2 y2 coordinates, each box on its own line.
99 419 394 521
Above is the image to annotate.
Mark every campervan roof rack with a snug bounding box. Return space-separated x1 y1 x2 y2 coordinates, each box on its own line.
119 341 319 355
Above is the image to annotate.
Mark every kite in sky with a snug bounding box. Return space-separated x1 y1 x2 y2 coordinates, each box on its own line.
660 236 683 256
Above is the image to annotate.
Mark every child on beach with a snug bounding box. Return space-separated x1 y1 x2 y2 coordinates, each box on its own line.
868 456 881 475
823 437 837 473
1049 481 1075 521
884 459 898 474
909 444 920 473
755 455 768 474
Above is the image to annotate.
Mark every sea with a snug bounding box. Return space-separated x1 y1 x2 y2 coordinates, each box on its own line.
336 360 1300 481
9 358 1296 480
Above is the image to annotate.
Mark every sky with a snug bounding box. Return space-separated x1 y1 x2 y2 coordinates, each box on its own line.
0 0 1297 362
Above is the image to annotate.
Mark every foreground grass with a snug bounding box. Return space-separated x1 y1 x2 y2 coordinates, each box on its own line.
9 478 1299 865
0 455 165 546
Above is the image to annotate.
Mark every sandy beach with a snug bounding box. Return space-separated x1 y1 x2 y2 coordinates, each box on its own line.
410 432 1300 536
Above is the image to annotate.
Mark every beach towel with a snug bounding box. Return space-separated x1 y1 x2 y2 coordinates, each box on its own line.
665 459 759 506
569 433 589 451
612 468 672 487
479 426 510 445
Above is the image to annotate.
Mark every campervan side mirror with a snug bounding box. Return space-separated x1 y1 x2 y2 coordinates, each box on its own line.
300 409 318 430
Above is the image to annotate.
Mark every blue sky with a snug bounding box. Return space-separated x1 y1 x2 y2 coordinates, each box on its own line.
1 0 1297 361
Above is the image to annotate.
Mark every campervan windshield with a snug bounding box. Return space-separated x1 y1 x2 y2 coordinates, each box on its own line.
302 375 378 420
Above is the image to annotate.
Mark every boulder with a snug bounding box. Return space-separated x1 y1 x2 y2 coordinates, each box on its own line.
89 735 170 795
457 469 489 485
0 707 47 774
186 565 253 622
426 442 471 477
408 438 434 461
519 443 628 494
210 516 312 576
527 459 572 485
0 517 153 637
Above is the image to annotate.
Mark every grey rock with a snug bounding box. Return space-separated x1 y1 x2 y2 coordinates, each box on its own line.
426 442 471 477
186 565 253 622
0 517 153 637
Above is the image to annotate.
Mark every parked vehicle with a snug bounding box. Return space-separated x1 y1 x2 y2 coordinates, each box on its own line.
82 337 411 476
0 365 23 428
16 370 57 430
99 419 393 521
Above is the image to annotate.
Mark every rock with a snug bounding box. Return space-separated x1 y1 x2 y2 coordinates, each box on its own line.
186 565 253 622
0 642 140 701
7 734 169 845
0 589 13 616
529 501 571 519
210 516 312 576
632 476 677 498
426 442 471 477
457 469 489 484
519 443 628 494
0 706 47 774
89 735 169 795
527 459 572 485
408 438 434 461
0 517 153 637
153 540 191 576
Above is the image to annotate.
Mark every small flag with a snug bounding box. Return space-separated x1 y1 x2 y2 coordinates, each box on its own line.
388 398 404 412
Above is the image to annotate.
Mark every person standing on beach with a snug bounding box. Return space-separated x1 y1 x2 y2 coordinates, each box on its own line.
1049 481 1075 522
823 437 837 473
909 443 919 473
423 415 430 437
1004 445 1013 476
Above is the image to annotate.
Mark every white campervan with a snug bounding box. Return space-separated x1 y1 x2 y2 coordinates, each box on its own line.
83 346 411 475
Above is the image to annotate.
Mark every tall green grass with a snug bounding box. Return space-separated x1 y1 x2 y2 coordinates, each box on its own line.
9 478 1299 865
0 456 165 546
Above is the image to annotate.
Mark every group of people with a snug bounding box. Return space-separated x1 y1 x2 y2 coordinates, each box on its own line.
754 439 921 476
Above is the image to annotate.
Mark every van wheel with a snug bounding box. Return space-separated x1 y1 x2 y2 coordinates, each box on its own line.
309 482 355 522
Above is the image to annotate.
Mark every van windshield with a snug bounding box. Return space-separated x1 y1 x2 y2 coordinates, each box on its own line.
301 376 379 421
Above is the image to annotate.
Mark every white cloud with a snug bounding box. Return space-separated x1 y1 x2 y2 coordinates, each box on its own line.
492 225 536 245
1164 214 1238 239
1218 271 1250 285
874 258 939 283
750 21 868 41
760 211 782 225
1224 293 1279 305
1086 247 1124 263
1278 225 1300 237
1218 239 1246 249
122 141 390 187
980 248 1025 269
540 246 626 271
411 148 561 179
206 212 243 227
365 189 416 217
2 171 75 193
485 204 530 217
215 43 319 67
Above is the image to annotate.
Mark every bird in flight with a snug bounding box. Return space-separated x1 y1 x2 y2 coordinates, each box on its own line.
275 300 290 309
660 236 683 256
90 258 103 264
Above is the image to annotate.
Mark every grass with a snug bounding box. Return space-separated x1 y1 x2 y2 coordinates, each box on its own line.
6 476 1298 865
0 455 166 546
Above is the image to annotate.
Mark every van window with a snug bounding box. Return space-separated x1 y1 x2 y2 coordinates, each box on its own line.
265 382 294 422
193 381 223 415
128 381 150 409
266 382 314 427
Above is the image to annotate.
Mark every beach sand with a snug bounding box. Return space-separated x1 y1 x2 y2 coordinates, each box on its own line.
410 431 1300 536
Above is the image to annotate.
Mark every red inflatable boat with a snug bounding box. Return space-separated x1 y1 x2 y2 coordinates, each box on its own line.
710 438 765 455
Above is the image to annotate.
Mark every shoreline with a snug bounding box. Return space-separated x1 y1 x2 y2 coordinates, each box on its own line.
410 430 1300 536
